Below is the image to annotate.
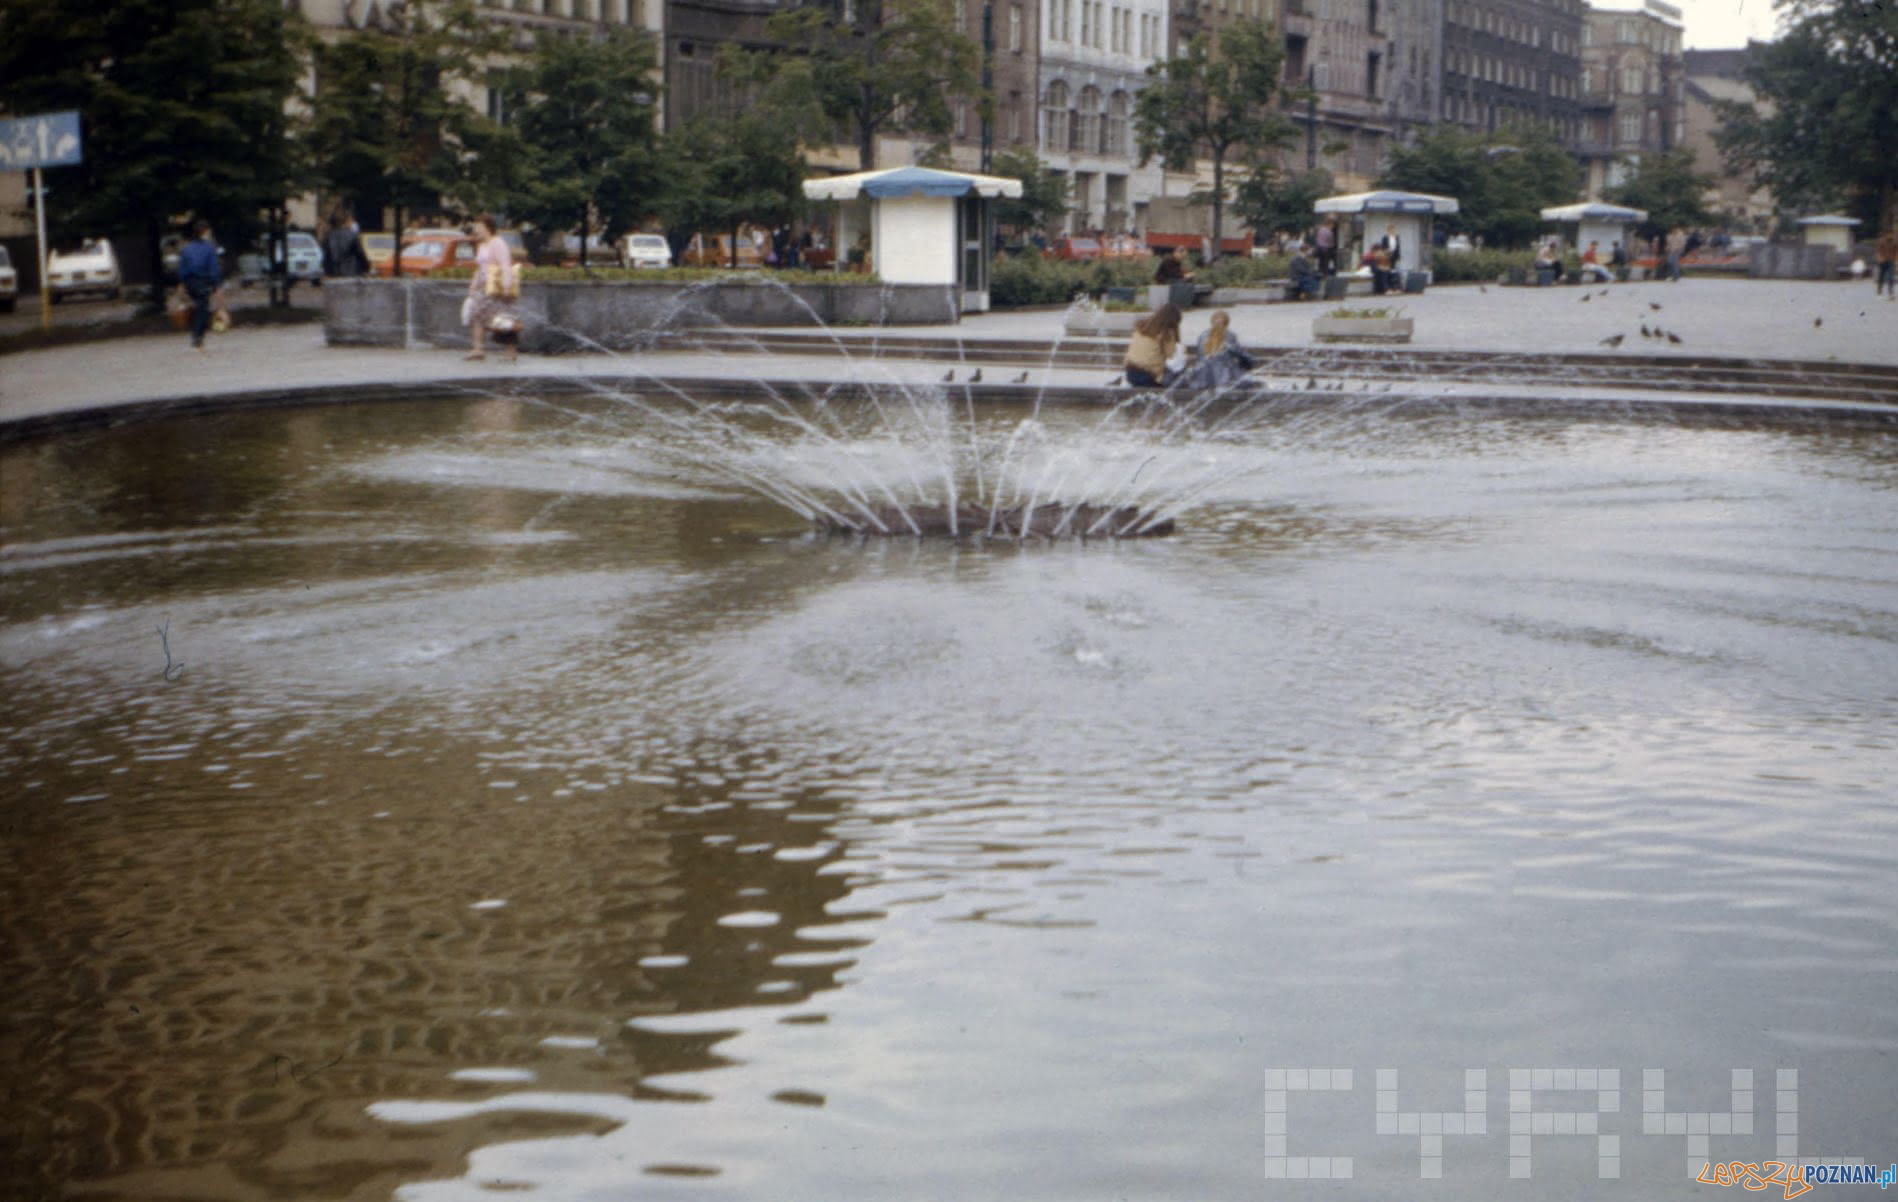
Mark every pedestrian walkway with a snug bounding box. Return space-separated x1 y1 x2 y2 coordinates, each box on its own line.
2 278 1893 433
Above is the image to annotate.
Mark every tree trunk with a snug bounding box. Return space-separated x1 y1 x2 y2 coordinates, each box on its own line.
1209 150 1225 263
392 207 405 279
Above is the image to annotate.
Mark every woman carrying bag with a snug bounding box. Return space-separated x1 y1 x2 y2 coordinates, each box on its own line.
464 215 521 363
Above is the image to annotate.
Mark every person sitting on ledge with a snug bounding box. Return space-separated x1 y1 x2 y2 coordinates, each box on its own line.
1186 310 1256 390
1288 249 1321 300
1154 246 1192 284
1122 303 1184 389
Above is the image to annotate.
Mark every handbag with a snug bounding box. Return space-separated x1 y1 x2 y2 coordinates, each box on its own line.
460 295 477 326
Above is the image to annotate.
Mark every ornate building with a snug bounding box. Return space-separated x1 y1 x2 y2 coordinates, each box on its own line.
1279 0 1444 190
1038 0 1169 230
1577 0 1682 197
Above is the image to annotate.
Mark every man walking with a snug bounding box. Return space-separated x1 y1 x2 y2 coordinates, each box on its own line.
176 220 223 350
323 207 370 278
1875 226 1897 300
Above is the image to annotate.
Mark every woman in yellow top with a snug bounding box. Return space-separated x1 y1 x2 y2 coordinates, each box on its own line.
1122 303 1183 388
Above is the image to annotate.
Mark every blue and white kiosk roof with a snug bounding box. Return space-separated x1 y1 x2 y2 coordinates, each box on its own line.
1314 190 1460 215
802 166 1024 201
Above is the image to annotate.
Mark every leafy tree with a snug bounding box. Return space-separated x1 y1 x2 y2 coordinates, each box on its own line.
303 0 502 271
1233 166 1333 239
1605 149 1714 239
1379 123 1578 247
504 28 664 268
742 0 982 171
1134 18 1298 259
658 107 807 268
1717 0 1898 229
989 145 1072 235
0 0 304 303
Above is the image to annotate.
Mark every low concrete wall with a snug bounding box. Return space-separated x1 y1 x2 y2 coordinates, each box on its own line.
1749 243 1836 280
323 277 962 350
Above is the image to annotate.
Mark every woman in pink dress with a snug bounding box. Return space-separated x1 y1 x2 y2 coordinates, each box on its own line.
464 214 520 362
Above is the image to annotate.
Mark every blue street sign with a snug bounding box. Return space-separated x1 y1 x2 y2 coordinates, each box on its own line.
0 111 84 170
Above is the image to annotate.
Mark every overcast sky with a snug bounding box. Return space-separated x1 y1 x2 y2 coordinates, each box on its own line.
1674 0 1784 48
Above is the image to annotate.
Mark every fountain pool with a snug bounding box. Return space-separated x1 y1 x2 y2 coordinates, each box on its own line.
2 385 1896 1201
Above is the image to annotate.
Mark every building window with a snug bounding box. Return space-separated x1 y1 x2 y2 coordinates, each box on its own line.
1043 81 1070 151
1365 51 1380 97
1106 90 1129 154
1010 4 1023 50
1077 84 1102 151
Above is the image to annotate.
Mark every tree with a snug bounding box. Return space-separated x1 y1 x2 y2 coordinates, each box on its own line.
1379 123 1578 247
1717 0 1898 229
303 0 502 271
989 145 1072 235
657 108 807 268
744 0 981 171
1605 149 1714 239
1134 18 1297 259
505 28 664 268
0 0 304 304
1233 165 1333 240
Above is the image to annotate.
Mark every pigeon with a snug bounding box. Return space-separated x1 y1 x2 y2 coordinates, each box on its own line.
1579 293 1590 302
1649 301 1662 311
1479 285 1488 293
1641 323 1653 338
941 369 955 382
1306 377 1319 390
1666 331 1682 344
1599 333 1624 347
1012 371 1029 384
1813 317 1823 328
968 368 982 383
1108 374 1123 386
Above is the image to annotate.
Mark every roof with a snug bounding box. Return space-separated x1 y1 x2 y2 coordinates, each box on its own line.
1541 202 1648 223
1795 215 1861 227
1315 190 1460 215
802 166 1024 201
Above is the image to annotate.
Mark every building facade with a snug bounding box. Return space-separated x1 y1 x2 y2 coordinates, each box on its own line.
1679 45 1772 230
1277 0 1444 190
1038 0 1169 231
1576 0 1682 196
1440 0 1583 141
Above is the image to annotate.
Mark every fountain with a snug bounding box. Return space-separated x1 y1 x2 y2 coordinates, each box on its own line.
3 306 1897 1200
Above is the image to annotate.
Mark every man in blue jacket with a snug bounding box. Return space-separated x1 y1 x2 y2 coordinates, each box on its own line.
176 220 223 349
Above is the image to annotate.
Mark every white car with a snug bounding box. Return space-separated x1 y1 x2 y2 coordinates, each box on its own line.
47 238 122 302
240 232 324 286
1443 234 1474 253
622 233 673 269
0 245 16 312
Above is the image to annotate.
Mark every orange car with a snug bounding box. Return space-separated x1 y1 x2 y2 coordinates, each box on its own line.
680 232 766 269
375 234 479 278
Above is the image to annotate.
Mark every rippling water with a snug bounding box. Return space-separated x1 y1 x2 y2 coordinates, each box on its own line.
3 391 1896 1200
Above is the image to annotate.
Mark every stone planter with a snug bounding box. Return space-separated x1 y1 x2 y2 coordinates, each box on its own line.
1312 315 1414 343
1064 308 1143 336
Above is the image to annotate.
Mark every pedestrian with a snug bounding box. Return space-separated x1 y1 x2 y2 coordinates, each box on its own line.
1314 219 1337 276
1185 309 1256 391
323 206 369 278
463 214 521 363
1373 223 1401 294
1154 245 1191 285
175 219 225 351
1874 227 1897 300
1665 227 1684 281
1121 302 1183 389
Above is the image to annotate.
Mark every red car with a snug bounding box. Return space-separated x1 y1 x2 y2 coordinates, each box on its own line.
1048 236 1103 261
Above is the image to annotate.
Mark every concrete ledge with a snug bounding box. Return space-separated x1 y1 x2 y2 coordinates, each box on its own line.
323 277 963 350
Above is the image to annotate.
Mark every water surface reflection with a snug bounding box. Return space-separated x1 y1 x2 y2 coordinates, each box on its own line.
3 394 1896 1200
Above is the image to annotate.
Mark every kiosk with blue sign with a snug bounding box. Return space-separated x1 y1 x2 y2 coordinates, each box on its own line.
802 166 1022 316
1314 189 1459 291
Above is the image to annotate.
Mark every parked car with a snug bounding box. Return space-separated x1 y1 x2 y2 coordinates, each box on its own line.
376 234 479 277
0 245 16 312
1048 235 1103 261
46 239 122 302
558 233 619 267
622 232 673 269
361 232 396 272
680 232 765 269
238 232 325 287
1442 234 1474 253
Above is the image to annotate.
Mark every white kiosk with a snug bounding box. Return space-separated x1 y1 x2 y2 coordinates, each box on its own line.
1540 202 1646 267
802 166 1023 314
1795 215 1861 253
1314 190 1460 291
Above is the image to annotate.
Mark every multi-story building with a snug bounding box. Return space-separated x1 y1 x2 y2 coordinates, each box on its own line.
1440 0 1584 141
1278 0 1443 190
1038 0 1169 231
1576 0 1682 197
1679 44 1773 230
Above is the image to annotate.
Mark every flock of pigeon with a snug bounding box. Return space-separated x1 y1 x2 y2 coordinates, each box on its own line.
1596 298 1683 348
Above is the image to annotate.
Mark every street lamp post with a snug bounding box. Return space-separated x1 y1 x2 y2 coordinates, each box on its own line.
980 0 994 172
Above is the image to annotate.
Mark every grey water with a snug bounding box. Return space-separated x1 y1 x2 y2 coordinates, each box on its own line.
3 389 1897 1200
